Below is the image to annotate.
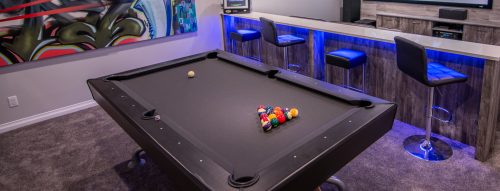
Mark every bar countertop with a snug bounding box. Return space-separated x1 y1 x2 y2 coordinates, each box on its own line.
223 12 500 61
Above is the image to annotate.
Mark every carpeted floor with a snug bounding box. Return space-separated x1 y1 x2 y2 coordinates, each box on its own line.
1 106 500 191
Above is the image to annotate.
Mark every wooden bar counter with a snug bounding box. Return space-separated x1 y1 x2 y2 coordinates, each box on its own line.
221 12 500 162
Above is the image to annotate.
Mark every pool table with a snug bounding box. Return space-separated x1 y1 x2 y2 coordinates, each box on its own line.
87 50 397 191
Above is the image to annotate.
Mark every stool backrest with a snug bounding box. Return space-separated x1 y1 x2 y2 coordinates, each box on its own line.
260 17 278 46
394 36 429 85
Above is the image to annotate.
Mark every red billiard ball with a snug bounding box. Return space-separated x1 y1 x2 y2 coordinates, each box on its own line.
277 114 286 124
260 113 268 120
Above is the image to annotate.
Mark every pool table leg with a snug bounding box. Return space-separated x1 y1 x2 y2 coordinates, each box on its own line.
326 176 346 191
315 176 346 191
127 149 146 170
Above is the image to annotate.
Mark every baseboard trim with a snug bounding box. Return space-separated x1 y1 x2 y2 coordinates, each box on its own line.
0 100 97 134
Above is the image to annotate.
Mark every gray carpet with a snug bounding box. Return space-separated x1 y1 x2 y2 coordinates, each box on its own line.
1 106 500 191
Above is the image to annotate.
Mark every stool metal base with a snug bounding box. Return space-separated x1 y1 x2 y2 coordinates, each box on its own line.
403 135 453 161
287 64 301 73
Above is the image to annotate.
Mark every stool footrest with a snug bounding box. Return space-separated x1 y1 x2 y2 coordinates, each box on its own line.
432 106 452 123
287 64 302 73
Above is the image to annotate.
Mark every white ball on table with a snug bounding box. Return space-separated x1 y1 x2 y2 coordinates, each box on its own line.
188 71 195 78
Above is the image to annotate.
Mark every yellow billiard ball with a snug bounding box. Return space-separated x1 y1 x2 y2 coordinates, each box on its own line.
268 114 277 120
187 71 195 78
290 108 299 118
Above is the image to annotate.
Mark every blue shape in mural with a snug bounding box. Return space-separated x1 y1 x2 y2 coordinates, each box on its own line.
132 0 172 38
132 0 197 39
174 0 198 33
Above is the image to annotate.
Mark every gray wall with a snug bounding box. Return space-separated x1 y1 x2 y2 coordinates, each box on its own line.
252 0 342 21
0 0 223 125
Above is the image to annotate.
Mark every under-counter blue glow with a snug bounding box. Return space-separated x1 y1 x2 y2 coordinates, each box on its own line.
224 15 486 72
312 30 325 81
323 32 485 68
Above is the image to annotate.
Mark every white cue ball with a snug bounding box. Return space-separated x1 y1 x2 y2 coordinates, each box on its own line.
188 71 195 78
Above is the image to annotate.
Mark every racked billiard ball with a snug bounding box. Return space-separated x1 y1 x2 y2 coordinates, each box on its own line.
277 114 286 124
268 114 277 120
285 111 293 121
271 118 280 127
274 110 284 116
290 108 299 118
257 108 266 116
266 107 273 115
260 113 268 119
263 123 272 132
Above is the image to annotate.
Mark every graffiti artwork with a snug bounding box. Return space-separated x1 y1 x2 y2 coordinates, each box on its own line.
0 0 198 67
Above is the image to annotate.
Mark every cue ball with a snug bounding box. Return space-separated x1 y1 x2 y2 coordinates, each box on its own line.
187 71 195 78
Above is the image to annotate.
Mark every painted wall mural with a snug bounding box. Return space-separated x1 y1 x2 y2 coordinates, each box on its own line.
0 0 198 67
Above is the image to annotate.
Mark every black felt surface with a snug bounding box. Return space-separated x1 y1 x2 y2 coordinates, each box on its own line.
120 58 359 177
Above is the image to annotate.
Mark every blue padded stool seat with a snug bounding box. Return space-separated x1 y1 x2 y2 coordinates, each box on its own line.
276 35 306 47
427 62 468 87
230 29 261 42
326 49 367 69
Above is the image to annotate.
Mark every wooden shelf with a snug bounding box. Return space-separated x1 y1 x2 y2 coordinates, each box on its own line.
432 27 463 34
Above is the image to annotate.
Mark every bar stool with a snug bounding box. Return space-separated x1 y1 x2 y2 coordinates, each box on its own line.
394 36 468 161
259 17 306 72
325 49 367 92
230 29 262 61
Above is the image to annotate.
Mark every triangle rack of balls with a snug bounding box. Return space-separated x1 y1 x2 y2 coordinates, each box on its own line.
258 105 299 132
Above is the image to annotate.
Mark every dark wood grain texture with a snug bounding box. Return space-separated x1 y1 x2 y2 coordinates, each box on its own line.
476 60 500 161
463 25 495 44
399 19 432 36
492 28 500 46
377 16 401 30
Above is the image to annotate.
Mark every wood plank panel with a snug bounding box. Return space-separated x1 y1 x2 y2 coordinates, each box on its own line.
463 25 495 44
378 16 400 30
492 28 500 46
410 19 432 36
476 60 500 161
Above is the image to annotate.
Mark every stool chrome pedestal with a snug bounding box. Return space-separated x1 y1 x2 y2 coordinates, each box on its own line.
403 87 453 161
